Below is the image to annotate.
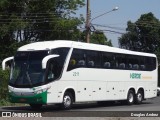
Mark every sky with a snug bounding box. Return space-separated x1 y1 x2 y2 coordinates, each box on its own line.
76 0 160 47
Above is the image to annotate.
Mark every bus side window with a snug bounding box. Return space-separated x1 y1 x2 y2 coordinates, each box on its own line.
128 55 139 70
140 65 145 70
128 63 132 69
115 54 126 69
77 60 85 67
103 62 111 68
88 61 94 67
86 50 101 68
69 59 77 69
68 58 76 71
47 59 60 82
119 63 125 69
47 63 54 80
67 49 86 71
133 64 139 70
102 52 113 69
145 57 156 71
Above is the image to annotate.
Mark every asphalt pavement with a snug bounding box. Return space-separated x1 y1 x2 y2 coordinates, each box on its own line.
0 96 160 117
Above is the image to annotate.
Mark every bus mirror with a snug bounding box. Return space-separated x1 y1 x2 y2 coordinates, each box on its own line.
2 56 14 70
42 55 60 69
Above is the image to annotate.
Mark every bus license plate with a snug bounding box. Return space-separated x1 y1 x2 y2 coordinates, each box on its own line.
19 98 26 102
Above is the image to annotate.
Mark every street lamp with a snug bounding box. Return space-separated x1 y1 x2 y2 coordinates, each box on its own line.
86 5 119 43
91 6 119 22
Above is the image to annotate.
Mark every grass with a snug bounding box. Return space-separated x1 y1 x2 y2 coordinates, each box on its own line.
0 98 26 107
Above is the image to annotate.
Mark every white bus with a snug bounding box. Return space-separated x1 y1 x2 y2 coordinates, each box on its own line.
2 40 158 110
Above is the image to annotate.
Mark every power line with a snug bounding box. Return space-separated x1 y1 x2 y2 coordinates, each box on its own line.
92 21 160 32
0 19 81 24
0 12 60 15
96 29 125 34
92 24 126 31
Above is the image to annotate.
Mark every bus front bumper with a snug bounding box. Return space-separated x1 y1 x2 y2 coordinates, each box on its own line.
9 91 47 104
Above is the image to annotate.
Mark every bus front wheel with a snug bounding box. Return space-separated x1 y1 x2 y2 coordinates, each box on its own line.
61 92 73 110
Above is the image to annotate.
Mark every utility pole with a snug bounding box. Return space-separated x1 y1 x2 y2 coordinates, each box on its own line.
86 0 90 43
85 1 118 43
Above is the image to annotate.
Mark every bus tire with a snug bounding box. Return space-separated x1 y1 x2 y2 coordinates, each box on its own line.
29 104 42 109
126 90 135 105
61 92 73 110
135 90 143 104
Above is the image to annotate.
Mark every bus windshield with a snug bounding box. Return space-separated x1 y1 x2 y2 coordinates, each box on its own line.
9 51 49 88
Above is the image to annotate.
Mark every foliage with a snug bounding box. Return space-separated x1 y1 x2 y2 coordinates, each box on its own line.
119 12 160 53
0 0 85 41
79 30 113 46
0 68 9 101
0 68 27 106
0 0 85 63
0 41 29 64
90 31 112 46
118 12 160 86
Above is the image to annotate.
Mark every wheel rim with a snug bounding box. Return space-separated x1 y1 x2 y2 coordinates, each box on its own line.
137 93 142 102
129 93 134 103
64 95 71 108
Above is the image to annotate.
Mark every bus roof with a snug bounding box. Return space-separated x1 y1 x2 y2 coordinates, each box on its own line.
18 40 156 57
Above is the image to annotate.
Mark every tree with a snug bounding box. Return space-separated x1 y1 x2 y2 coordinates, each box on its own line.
78 30 113 46
119 12 160 53
90 31 112 46
0 0 85 63
20 0 85 41
118 12 160 86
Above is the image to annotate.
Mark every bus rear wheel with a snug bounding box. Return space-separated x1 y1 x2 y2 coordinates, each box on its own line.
61 92 73 110
126 90 135 105
29 104 42 110
135 90 143 104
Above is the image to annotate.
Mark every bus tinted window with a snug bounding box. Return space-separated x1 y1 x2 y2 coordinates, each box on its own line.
86 50 101 68
145 57 156 71
115 54 126 69
51 47 70 62
128 55 140 70
139 57 146 70
67 49 86 71
67 48 156 71
45 47 70 83
102 52 114 69
15 50 49 61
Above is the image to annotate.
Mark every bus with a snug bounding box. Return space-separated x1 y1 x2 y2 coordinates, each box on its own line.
2 40 158 110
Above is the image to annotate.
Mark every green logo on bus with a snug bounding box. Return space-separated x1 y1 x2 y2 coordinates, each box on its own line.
130 73 141 79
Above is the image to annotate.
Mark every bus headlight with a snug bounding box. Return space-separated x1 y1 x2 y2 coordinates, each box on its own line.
34 87 51 94
35 89 43 94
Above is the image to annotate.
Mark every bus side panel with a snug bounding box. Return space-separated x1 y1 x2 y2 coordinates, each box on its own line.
57 80 77 103
92 81 106 101
145 82 157 98
143 70 157 99
47 82 59 103
76 81 92 102
106 82 124 100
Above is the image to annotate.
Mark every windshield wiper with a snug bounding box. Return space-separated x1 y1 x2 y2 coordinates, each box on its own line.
26 71 33 87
